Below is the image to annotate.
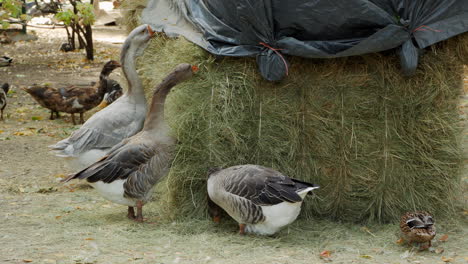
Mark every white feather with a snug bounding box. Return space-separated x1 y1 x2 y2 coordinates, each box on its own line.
89 179 136 207
72 98 84 109
246 201 302 235
246 186 318 235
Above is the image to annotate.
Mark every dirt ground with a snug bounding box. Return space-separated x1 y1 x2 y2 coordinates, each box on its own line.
1 20 468 264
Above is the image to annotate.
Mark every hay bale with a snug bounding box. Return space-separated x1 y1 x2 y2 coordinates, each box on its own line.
124 1 467 222
120 0 147 33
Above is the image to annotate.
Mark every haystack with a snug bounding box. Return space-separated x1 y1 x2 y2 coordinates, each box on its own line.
123 3 467 223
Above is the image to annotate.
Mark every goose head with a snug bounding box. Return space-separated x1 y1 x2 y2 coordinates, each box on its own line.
155 63 199 93
121 24 155 61
171 63 198 82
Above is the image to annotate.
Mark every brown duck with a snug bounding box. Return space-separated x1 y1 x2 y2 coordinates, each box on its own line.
400 211 436 249
62 63 198 222
0 83 9 120
24 60 121 124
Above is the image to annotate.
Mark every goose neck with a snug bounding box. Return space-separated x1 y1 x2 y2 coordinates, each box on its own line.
122 45 145 98
142 73 179 131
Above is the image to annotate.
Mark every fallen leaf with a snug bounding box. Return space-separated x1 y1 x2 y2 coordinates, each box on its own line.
396 238 405 245
360 255 372 259
13 130 34 136
0 130 3 133
23 259 33 263
320 250 332 258
439 234 449 242
441 256 453 262
31 116 43 121
85 237 94 240
55 215 62 219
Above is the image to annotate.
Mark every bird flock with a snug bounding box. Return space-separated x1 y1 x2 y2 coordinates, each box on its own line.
2 24 437 246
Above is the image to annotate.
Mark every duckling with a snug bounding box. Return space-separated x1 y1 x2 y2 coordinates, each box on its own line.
0 56 12 67
24 60 121 124
400 211 436 249
62 63 197 222
207 165 319 235
0 83 9 120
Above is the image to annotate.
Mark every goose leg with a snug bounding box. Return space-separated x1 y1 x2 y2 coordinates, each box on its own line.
79 113 84 124
1 109 3 121
71 113 76 125
239 224 246 235
127 206 136 219
50 110 55 120
55 111 60 118
135 200 144 222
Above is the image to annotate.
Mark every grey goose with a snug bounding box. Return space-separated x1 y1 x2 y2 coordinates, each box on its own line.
50 24 155 170
207 165 319 235
62 63 198 222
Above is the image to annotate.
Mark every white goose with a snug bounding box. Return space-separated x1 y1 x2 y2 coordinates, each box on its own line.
207 165 319 235
50 25 155 169
62 63 198 222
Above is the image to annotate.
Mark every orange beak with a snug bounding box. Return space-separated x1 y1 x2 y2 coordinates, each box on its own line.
191 65 199 73
147 25 155 38
98 100 109 109
213 216 220 223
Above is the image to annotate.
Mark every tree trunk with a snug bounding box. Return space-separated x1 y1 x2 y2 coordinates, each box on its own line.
93 0 100 17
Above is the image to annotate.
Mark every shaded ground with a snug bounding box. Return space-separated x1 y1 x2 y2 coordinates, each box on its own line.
1 21 468 264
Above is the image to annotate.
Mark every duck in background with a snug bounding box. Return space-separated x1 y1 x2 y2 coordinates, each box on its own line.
207 165 319 235
49 25 155 170
0 56 12 67
0 83 10 120
62 63 198 222
24 60 121 124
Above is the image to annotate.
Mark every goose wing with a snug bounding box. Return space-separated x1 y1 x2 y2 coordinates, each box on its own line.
64 136 156 183
49 96 146 156
222 165 314 206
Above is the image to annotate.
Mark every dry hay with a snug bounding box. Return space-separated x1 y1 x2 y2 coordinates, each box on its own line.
125 1 467 223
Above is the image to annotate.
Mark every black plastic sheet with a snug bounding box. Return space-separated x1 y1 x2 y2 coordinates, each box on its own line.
142 0 468 81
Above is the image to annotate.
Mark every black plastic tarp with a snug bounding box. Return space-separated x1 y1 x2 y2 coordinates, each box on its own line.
142 0 468 81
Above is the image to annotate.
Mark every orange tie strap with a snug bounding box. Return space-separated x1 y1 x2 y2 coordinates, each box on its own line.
412 25 442 33
259 42 289 76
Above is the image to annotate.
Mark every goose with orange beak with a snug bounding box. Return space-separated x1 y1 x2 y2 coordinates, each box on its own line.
50 25 156 170
63 63 198 222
